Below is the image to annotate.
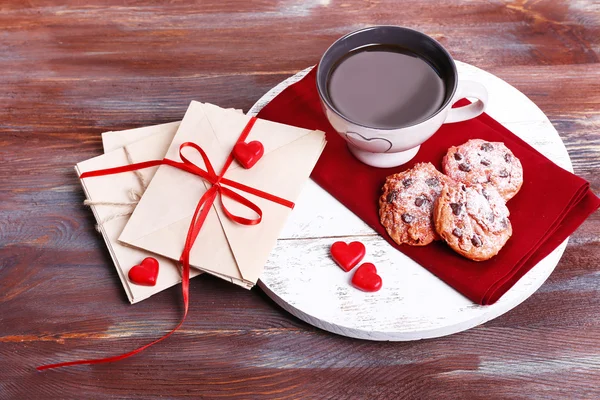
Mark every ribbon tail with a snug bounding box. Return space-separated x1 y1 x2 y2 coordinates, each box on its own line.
36 314 188 371
38 189 221 371
184 187 219 251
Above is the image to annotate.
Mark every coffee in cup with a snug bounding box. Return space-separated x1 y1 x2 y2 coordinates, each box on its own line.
317 26 488 168
328 44 446 129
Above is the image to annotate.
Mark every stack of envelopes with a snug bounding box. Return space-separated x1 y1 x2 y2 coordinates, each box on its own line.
76 101 326 303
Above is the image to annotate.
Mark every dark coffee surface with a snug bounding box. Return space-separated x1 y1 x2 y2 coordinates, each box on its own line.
328 46 445 129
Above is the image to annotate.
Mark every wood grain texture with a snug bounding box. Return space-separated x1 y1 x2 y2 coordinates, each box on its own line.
1 0 599 399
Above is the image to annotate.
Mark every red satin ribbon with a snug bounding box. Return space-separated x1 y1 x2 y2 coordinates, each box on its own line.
38 116 294 371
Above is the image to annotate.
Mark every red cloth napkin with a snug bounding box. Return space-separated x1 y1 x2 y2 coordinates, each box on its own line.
257 67 600 305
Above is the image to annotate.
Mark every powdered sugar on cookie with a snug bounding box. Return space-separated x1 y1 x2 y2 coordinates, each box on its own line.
434 183 512 261
442 139 523 201
379 163 455 246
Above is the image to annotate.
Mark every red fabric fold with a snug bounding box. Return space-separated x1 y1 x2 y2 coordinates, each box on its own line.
257 67 600 305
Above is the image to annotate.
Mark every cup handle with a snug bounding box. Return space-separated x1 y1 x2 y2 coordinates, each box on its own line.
444 80 488 123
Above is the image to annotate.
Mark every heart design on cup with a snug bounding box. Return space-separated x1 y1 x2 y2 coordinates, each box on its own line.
233 141 264 169
128 257 159 286
351 263 382 292
345 131 393 153
330 241 366 272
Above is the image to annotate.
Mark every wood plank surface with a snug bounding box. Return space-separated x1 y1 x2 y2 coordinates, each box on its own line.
1 0 599 398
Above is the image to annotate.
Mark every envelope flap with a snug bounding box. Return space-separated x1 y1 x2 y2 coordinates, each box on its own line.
102 121 181 153
122 207 244 282
120 102 225 244
214 132 326 283
102 108 242 153
201 103 317 173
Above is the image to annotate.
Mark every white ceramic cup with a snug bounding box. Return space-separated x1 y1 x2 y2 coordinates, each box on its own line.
316 26 488 168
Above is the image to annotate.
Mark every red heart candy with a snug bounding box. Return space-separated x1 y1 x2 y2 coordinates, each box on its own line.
128 257 159 286
351 263 382 292
330 241 366 272
233 141 264 169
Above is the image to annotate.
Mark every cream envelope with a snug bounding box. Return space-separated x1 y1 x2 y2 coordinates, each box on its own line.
119 101 326 288
102 109 241 153
102 121 181 154
76 123 201 304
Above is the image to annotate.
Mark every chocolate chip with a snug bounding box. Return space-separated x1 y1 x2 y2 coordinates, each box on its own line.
454 152 463 161
480 158 491 166
386 190 399 204
458 163 471 172
480 142 493 152
504 153 512 163
401 213 414 224
482 188 490 200
402 178 413 188
450 202 463 216
452 228 463 238
461 184 467 192
471 234 483 247
414 195 428 207
498 169 509 178
501 218 509 228
425 177 439 187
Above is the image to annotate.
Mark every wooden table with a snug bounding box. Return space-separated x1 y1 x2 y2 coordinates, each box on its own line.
1 1 599 398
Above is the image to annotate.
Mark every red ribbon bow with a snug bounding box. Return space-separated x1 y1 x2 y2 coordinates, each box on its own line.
38 116 294 371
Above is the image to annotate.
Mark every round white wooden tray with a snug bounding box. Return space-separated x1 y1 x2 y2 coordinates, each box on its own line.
248 62 572 341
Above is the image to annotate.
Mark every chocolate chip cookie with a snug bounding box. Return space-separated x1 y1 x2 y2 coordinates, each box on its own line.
442 139 523 201
434 183 512 261
380 162 454 246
